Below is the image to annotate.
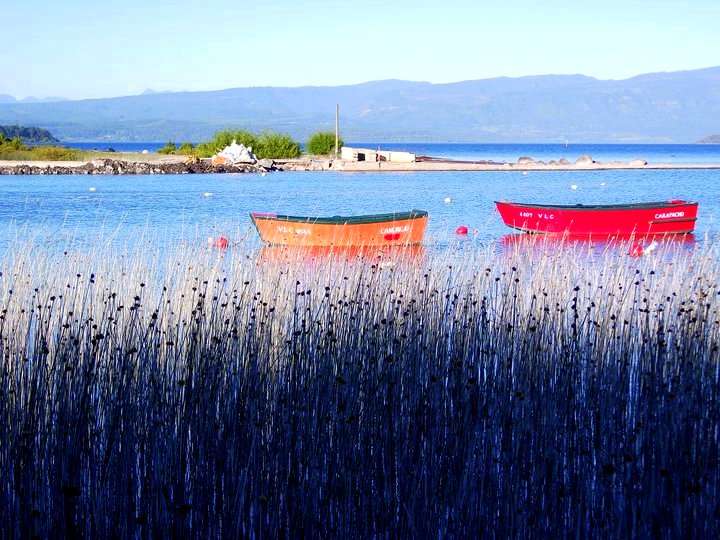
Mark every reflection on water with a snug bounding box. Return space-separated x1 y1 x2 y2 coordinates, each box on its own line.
251 233 705 271
498 232 699 258
256 244 426 266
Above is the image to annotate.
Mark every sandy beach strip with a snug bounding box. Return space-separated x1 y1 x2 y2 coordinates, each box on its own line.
278 158 720 172
2 156 720 173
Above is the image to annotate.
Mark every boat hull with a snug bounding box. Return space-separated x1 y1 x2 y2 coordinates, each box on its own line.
495 200 698 236
250 210 428 246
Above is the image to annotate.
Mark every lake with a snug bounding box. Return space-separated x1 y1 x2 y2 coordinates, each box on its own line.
4 145 720 538
1 167 718 255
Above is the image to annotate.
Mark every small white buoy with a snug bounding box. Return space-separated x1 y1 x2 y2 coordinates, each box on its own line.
444 197 452 204
644 240 658 254
203 192 213 197
261 172 266 177
522 171 528 176
207 236 214 245
600 182 606 187
142 149 149 154
89 187 96 192
570 184 578 190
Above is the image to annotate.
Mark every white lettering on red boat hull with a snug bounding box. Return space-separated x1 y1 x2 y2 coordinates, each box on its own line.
654 211 685 219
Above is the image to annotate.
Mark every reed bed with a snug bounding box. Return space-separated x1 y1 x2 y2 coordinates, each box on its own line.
1 234 719 538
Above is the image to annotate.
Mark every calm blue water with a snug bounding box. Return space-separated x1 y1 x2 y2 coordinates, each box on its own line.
1 167 718 254
52 142 720 166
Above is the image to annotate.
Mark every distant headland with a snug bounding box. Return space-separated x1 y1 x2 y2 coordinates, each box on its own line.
697 134 720 144
0 124 58 142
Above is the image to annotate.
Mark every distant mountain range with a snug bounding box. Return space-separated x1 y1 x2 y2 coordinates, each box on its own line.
0 94 68 104
0 67 719 143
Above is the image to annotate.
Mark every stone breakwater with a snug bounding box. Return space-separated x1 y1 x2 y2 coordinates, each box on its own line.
0 158 276 175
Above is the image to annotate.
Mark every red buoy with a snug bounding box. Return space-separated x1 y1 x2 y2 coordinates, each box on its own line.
214 236 229 249
455 225 468 235
629 243 643 257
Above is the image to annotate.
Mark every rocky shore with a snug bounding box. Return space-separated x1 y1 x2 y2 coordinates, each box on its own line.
0 158 276 175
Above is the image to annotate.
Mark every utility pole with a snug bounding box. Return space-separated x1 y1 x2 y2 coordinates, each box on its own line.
335 103 339 158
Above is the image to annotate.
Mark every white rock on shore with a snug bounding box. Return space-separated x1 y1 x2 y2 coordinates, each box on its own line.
211 140 256 165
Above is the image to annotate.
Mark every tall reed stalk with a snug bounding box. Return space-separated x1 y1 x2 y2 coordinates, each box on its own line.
1 235 718 537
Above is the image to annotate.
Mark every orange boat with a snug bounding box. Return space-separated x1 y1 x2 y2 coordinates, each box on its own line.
250 210 428 246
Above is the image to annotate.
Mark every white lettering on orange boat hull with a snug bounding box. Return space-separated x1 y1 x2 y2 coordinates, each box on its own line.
276 226 311 235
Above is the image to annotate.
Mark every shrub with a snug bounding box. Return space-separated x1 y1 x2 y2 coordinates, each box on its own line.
220 129 259 151
177 142 196 156
157 141 177 154
194 129 301 159
1 136 27 151
306 130 342 155
255 130 301 159
193 141 215 158
194 129 259 158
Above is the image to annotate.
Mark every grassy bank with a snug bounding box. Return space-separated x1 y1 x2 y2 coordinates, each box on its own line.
1 236 719 537
0 148 185 162
0 135 182 162
0 145 87 161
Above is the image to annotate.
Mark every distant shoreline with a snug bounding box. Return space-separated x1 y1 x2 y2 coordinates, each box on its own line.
278 158 720 172
3 155 720 175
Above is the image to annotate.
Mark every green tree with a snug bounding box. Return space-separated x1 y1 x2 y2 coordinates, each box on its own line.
306 130 343 156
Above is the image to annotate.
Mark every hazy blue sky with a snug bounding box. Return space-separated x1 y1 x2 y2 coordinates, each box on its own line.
2 0 718 100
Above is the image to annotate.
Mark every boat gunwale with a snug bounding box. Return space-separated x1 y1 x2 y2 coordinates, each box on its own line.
648 217 697 224
250 209 429 225
501 223 696 236
494 200 698 211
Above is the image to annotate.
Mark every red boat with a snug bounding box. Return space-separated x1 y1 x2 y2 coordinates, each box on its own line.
495 199 698 236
